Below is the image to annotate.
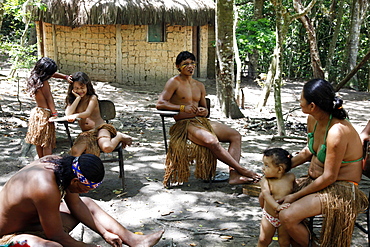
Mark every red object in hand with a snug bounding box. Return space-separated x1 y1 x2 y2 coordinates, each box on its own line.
11 241 30 247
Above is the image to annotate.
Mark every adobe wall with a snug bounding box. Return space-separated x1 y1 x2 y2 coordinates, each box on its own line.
35 22 214 89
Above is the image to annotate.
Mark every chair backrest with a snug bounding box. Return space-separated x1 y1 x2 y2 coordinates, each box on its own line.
99 100 116 121
206 98 211 118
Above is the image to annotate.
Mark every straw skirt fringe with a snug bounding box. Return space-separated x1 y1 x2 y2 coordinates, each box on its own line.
299 177 368 247
72 123 117 157
25 107 56 148
163 117 217 186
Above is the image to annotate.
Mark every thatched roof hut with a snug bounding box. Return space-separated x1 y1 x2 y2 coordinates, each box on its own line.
26 0 216 88
27 0 215 27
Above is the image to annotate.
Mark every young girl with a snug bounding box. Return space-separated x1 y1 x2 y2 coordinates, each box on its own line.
65 71 132 157
258 148 296 247
25 57 71 158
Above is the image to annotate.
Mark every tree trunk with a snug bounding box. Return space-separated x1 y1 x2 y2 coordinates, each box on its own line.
249 0 264 78
342 0 368 89
272 3 289 136
259 0 316 136
294 0 324 79
0 0 3 31
325 0 345 82
216 0 244 119
234 9 243 108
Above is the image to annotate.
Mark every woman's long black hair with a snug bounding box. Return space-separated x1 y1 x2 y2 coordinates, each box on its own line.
27 57 58 97
303 79 348 120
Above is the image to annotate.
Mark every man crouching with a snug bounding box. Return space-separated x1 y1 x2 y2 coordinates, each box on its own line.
0 154 163 247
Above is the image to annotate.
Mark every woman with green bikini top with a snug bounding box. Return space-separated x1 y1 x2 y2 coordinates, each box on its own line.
308 114 363 164
277 79 367 247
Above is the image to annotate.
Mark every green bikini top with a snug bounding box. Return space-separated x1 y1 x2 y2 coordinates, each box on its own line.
307 114 362 164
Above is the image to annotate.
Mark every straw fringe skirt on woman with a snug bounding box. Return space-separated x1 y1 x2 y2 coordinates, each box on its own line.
298 177 368 247
25 107 56 148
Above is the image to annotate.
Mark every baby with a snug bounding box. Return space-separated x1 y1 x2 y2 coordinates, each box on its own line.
258 148 296 247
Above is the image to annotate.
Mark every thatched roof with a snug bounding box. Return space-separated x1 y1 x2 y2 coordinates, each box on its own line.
26 0 215 27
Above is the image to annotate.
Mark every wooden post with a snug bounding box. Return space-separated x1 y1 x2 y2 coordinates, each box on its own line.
52 24 58 64
35 21 44 57
116 24 122 84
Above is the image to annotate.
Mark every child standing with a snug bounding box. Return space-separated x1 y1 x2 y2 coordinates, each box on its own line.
25 57 70 158
65 71 132 157
258 148 296 247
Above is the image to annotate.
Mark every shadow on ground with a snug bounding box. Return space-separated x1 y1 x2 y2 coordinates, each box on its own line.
1 69 370 246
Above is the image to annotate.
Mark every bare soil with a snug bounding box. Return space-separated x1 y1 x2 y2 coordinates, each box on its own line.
1 59 370 246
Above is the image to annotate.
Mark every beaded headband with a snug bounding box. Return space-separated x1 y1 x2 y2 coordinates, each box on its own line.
72 157 102 189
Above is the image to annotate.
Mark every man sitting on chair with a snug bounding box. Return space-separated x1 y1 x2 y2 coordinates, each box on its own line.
156 51 260 187
65 72 132 157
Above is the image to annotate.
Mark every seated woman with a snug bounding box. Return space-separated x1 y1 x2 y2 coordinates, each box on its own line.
278 79 368 246
65 72 132 157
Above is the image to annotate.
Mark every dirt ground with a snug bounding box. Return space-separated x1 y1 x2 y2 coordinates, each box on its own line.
1 59 370 246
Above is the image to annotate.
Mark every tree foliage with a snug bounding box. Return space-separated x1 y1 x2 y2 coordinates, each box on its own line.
236 0 370 90
236 1 275 75
0 0 41 73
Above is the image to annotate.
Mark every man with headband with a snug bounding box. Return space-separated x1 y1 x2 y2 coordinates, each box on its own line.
0 154 164 247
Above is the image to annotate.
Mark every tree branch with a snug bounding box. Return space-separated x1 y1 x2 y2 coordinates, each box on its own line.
334 49 370 91
291 0 317 20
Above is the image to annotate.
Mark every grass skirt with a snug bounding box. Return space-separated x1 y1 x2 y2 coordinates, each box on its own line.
163 117 217 186
25 107 56 148
299 177 368 247
72 123 117 157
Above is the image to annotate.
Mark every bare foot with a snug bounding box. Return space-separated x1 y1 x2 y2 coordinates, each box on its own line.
118 132 133 148
130 230 165 247
228 170 261 185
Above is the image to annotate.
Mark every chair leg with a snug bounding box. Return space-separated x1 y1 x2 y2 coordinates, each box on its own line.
308 216 314 247
63 121 74 147
118 148 125 189
161 115 168 153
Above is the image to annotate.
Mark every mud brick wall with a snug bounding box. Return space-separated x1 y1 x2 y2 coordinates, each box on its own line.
36 22 214 88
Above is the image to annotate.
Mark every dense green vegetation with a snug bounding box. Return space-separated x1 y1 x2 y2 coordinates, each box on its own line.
236 0 370 90
0 0 38 73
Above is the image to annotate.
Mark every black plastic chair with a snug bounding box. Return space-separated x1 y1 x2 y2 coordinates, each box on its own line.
155 98 211 153
61 100 125 188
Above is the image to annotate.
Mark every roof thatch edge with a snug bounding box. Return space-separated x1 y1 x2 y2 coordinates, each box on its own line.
26 0 215 27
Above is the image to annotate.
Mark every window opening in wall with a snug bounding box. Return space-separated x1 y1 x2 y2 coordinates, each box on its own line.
148 23 165 42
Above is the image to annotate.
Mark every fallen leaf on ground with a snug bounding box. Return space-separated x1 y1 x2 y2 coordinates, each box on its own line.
220 235 233 240
214 201 224 204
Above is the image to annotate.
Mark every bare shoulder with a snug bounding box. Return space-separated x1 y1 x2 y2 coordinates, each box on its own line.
285 172 296 181
18 158 60 193
328 118 356 141
89 94 99 103
167 75 181 85
259 177 269 189
161 75 181 92
192 78 205 87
